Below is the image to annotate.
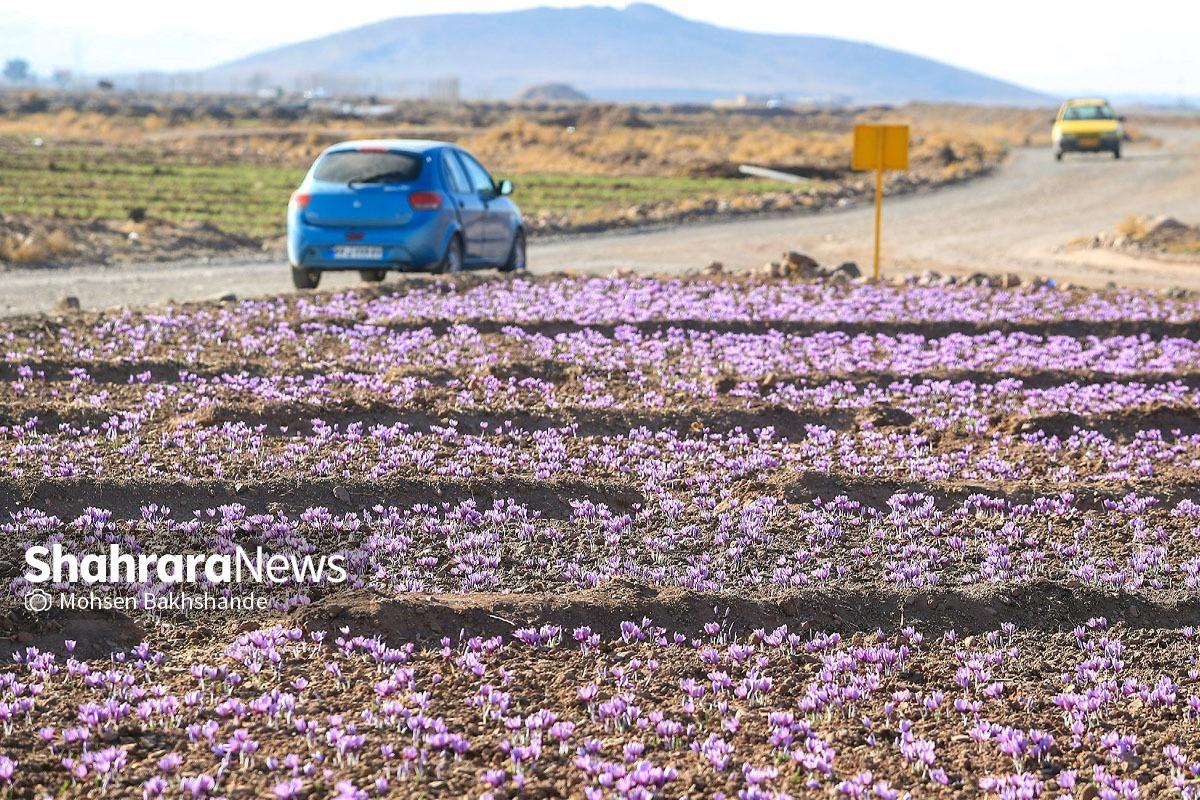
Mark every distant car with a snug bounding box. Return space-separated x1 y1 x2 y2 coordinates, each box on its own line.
286 139 525 288
1051 99 1125 161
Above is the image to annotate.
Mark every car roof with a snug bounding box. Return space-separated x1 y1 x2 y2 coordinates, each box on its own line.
1062 98 1111 106
323 139 454 155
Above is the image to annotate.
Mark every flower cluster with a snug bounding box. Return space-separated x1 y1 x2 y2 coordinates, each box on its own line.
0 619 1193 797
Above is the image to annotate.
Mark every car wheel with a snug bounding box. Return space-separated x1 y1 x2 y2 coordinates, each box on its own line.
359 269 386 283
437 236 464 274
291 266 320 289
1054 150 1063 162
499 229 527 273
1112 145 1121 160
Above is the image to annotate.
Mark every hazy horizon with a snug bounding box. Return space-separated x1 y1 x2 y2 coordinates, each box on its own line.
0 0 1194 100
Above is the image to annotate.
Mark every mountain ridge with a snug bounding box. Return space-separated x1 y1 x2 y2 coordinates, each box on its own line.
201 3 1050 105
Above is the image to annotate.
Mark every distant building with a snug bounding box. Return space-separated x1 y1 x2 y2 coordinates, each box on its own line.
712 92 787 109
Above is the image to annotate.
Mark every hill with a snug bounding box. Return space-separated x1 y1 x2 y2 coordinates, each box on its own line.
202 3 1049 105
517 83 590 102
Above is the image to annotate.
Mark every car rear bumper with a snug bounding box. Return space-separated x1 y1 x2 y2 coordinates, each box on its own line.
287 213 448 270
293 247 427 271
1057 135 1120 153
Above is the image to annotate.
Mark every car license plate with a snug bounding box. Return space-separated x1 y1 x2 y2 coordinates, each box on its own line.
1078 136 1099 147
332 245 383 260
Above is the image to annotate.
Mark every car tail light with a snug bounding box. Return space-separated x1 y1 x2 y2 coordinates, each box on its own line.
289 191 311 210
408 191 443 211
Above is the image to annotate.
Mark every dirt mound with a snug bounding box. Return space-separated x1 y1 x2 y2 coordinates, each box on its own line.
553 103 651 129
0 212 264 269
1010 403 1200 440
0 608 143 660
759 251 862 281
858 404 915 428
1069 213 1200 261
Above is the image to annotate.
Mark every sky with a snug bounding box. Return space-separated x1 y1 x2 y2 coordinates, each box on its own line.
0 0 1194 98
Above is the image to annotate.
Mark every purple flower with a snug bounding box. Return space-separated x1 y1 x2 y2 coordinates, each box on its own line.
273 778 304 799
181 774 216 798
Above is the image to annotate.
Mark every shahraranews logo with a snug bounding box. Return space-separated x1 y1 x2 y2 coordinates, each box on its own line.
24 544 347 586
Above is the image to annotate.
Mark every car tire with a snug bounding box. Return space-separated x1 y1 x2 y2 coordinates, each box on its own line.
436 235 464 274
359 269 386 283
1112 145 1121 160
291 266 321 289
1054 150 1063 162
499 229 527 273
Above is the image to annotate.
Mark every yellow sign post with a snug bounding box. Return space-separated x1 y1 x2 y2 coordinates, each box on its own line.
852 124 909 279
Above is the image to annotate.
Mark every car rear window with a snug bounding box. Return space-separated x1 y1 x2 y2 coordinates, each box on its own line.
312 151 423 183
1062 105 1114 121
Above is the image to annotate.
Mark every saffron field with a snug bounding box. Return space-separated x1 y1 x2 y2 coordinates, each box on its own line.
0 274 1198 798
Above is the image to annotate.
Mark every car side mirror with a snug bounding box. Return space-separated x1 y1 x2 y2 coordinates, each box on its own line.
497 179 513 196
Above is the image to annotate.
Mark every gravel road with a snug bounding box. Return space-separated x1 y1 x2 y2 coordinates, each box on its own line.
3 126 1198 316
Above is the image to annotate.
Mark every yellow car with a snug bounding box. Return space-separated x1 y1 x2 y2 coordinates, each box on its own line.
1052 98 1125 160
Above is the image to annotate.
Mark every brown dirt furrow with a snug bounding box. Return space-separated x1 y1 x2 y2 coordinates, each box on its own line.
9 398 1193 444
4 361 1197 391
0 402 855 440
376 317 1200 340
776 471 1200 509
0 609 143 661
0 359 282 384
777 369 1200 389
294 579 1200 643
0 476 644 521
1007 403 1200 440
174 403 854 439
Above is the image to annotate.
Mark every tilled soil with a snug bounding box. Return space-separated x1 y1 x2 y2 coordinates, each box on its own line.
0 212 265 269
0 274 1198 797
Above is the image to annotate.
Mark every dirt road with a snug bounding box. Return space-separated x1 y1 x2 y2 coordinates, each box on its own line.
3 127 1198 316
536 126 1200 287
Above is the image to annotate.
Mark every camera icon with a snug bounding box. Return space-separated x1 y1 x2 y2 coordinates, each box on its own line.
24 589 52 614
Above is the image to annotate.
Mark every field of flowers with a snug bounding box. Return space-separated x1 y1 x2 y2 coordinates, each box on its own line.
0 274 1198 798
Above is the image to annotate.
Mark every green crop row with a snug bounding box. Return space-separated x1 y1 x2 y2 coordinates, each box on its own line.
0 139 805 238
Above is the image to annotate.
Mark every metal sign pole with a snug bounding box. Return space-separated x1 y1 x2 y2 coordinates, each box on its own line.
853 123 908 283
873 135 884 280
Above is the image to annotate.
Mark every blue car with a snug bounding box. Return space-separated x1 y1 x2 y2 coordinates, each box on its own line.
286 139 525 288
